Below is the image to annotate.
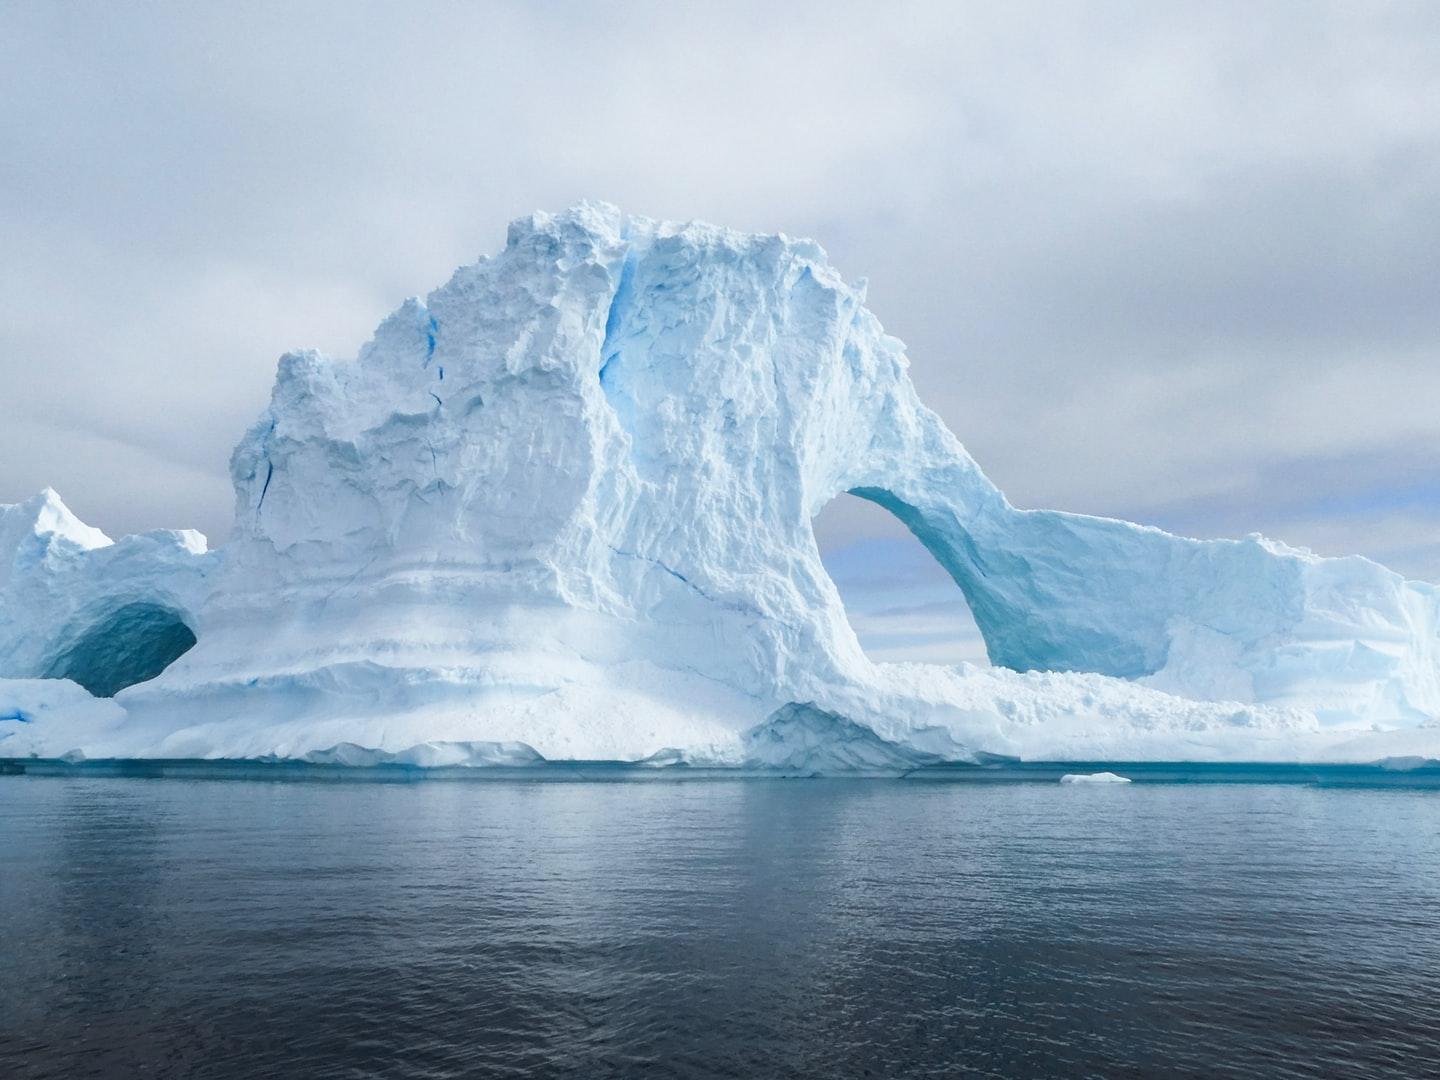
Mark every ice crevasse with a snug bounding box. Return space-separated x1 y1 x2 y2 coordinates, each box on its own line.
2 203 1437 769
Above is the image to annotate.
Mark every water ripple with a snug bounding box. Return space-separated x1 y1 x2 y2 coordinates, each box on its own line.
2 779 1439 1077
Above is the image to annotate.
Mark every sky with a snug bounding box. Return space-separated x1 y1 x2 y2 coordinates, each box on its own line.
3 1 1438 665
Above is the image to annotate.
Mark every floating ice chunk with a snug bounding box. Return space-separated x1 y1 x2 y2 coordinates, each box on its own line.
1060 772 1133 784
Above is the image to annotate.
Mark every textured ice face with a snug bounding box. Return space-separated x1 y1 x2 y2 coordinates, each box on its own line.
1 204 1437 765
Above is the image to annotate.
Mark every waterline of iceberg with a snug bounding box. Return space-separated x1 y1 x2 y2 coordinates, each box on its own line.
5 756 1440 789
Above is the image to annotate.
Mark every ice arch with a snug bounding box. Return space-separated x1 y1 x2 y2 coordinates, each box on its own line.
43 603 197 698
847 483 1207 679
813 493 987 666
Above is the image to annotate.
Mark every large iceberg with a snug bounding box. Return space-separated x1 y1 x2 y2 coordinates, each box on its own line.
3 204 1437 768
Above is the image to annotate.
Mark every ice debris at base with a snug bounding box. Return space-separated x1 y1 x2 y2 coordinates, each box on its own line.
288 741 548 768
1060 772 1133 784
3 203 1439 769
742 702 953 774
1375 755 1440 772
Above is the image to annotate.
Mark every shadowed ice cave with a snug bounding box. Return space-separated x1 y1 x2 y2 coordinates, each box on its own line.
43 603 197 697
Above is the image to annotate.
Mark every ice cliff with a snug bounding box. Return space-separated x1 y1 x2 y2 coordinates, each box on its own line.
3 204 1437 768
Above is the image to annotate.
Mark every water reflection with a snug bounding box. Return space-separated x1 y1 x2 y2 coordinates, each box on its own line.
2 779 1439 1078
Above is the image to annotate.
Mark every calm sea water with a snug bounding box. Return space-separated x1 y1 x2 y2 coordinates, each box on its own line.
3 776 1439 1078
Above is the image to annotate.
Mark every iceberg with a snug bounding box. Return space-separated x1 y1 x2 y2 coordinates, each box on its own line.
2 204 1437 768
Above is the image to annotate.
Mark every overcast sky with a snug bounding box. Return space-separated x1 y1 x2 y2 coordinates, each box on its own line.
3 2 1438 662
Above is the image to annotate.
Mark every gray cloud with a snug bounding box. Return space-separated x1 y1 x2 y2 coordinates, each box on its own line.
3 1 1437 608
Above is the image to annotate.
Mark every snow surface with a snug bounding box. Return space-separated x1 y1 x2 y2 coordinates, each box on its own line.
2 203 1438 769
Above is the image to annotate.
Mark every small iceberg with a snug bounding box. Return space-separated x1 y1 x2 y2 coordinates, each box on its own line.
1060 771 1132 784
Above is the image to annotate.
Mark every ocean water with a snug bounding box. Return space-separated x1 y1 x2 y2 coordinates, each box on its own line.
2 775 1439 1078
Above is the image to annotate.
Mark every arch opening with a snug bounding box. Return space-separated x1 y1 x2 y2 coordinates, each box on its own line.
813 493 989 666
43 603 197 698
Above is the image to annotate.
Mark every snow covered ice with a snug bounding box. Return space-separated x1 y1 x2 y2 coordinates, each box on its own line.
3 204 1438 769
